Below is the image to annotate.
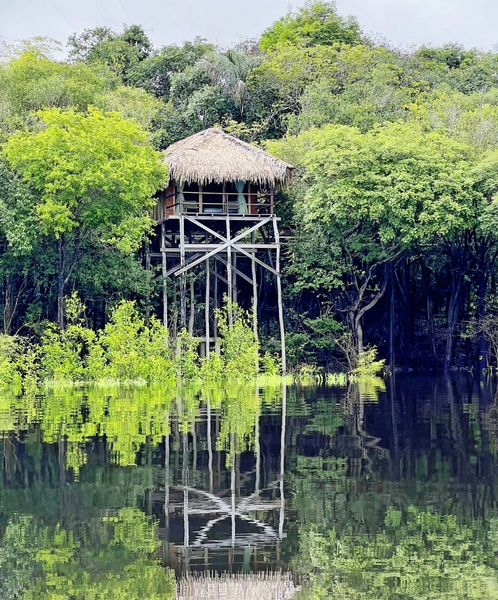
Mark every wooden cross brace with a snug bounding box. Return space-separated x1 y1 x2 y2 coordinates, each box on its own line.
172 216 279 278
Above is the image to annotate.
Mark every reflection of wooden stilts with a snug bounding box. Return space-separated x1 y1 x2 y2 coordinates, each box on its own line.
279 384 286 540
255 410 260 497
230 433 236 548
183 433 189 549
165 431 170 539
207 399 213 493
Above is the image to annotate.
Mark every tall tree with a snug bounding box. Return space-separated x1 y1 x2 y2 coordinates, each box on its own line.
2 107 166 328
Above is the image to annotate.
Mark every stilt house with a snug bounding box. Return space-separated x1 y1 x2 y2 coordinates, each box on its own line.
148 128 293 371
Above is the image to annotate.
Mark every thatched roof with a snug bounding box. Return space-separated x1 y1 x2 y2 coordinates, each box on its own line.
164 128 293 188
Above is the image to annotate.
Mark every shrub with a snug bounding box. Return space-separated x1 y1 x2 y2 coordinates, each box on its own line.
215 299 259 379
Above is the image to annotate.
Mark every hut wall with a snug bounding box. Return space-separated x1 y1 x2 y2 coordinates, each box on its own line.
165 181 176 218
152 182 175 221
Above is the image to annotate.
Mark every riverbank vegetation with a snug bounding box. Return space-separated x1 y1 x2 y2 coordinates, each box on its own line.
4 2 498 373
0 295 268 386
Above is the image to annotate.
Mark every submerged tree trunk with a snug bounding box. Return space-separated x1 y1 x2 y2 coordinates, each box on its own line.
476 268 488 372
420 259 437 364
445 271 464 373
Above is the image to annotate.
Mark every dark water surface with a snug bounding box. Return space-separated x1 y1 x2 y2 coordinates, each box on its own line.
1 375 498 598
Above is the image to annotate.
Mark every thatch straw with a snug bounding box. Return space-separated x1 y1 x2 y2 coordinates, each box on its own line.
164 128 293 189
176 571 299 600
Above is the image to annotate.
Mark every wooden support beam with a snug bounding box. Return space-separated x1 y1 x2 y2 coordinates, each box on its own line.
173 220 270 277
273 218 286 374
226 216 232 326
148 244 278 258
161 222 168 329
205 259 210 360
188 278 195 335
251 232 258 345
180 215 187 328
214 255 253 286
233 250 237 303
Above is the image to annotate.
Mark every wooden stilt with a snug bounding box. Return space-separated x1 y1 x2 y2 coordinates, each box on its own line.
213 259 218 350
226 216 233 326
145 250 151 324
180 216 187 328
233 249 237 305
273 218 286 373
188 277 195 335
161 222 168 329
205 259 210 359
251 232 258 344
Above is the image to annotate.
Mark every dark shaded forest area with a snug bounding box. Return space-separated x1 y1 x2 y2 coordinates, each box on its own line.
3 1 498 373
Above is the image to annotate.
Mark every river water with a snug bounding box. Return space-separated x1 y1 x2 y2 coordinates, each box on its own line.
1 375 497 599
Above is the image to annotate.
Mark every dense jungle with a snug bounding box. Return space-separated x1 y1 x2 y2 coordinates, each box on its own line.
3 1 498 375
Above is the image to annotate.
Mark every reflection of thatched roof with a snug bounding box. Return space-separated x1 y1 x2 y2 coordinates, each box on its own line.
177 572 299 600
164 128 293 188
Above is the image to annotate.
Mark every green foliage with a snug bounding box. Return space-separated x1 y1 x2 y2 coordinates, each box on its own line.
0 50 116 129
351 347 386 376
260 1 362 51
298 506 498 599
90 300 174 382
20 509 175 600
175 328 201 380
215 299 259 379
8 296 267 384
3 106 166 249
0 334 23 387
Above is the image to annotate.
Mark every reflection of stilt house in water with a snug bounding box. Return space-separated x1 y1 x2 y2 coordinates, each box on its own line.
154 388 294 598
148 128 293 371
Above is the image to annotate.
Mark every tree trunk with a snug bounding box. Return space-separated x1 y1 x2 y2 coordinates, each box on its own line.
389 276 395 371
445 273 463 373
355 317 364 355
476 262 488 373
420 260 437 364
57 235 65 330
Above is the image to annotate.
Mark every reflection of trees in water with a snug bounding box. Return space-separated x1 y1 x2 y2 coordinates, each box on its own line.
2 378 498 593
288 376 498 599
0 382 286 580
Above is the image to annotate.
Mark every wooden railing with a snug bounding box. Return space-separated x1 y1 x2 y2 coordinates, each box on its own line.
178 191 273 215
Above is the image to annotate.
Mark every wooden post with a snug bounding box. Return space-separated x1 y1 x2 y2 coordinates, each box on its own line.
145 249 151 325
213 259 218 349
226 216 233 326
205 258 210 359
251 232 258 343
180 216 187 328
273 218 286 373
233 249 237 305
161 222 168 329
188 278 195 335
